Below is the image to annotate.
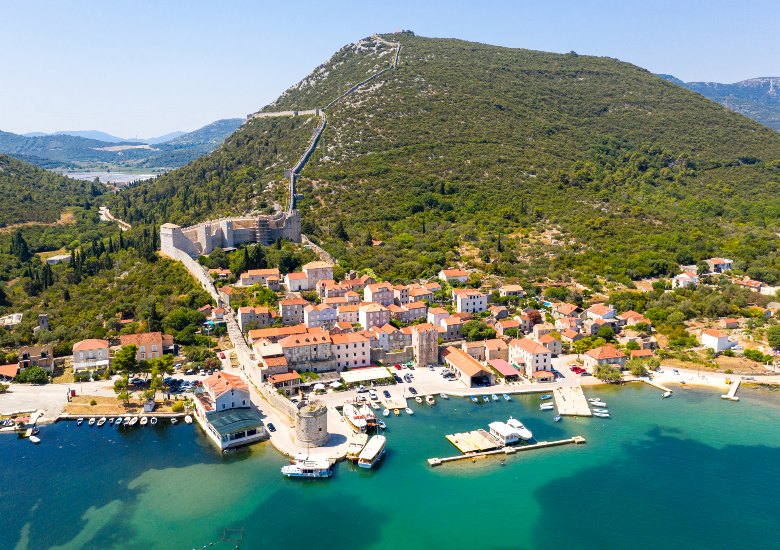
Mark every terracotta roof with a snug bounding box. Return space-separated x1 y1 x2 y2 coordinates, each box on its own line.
555 303 578 315
585 345 626 360
442 347 491 377
331 332 369 345
501 284 525 292
279 297 308 306
423 282 441 291
379 323 397 334
498 319 520 329
243 268 280 277
338 305 360 313
0 364 19 378
463 341 485 349
441 316 464 326
366 282 393 292
73 339 109 352
263 356 288 367
405 301 427 310
702 328 728 338
285 272 308 280
511 337 552 355
360 303 388 313
441 269 469 278
587 304 614 316
279 333 331 348
119 332 169 349
248 325 306 342
485 339 507 350
532 370 554 379
561 329 580 339
428 307 448 315
204 371 247 397
303 261 333 270
268 370 301 384
238 306 274 315
538 334 559 344
409 287 432 297
707 258 732 265
630 349 654 358
219 286 235 295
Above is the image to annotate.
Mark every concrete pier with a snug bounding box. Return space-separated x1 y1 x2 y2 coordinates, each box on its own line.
721 377 741 401
428 436 586 467
553 386 592 416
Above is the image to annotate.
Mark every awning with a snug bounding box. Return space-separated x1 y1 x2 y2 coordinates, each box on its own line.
340 367 392 384
313 383 326 390
488 359 519 377
329 381 342 388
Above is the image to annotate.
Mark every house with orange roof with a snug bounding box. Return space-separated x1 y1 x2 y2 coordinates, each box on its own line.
442 346 494 387
209 268 232 280
72 339 110 372
238 268 280 287
119 332 174 362
393 284 410 305
536 333 562 356
672 272 698 288
705 257 733 274
218 285 236 307
440 316 464 340
331 332 370 369
496 318 520 336
700 328 734 353
585 303 616 321
485 338 509 361
365 282 394 306
617 310 652 328
423 281 442 293
427 307 449 327
302 261 334 289
583 345 627 371
278 331 335 372
499 284 525 298
453 288 488 314
402 301 428 322
438 268 469 283
268 370 301 396
509 337 553 377
284 271 309 292
552 302 579 319
462 341 486 361
247 324 307 344
337 304 360 325
193 371 264 450
560 328 583 344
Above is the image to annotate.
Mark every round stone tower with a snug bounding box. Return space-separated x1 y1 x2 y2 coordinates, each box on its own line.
295 400 329 447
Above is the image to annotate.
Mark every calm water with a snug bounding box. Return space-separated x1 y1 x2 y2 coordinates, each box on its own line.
2 384 780 550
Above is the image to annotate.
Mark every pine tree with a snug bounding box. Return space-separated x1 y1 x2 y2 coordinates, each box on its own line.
10 230 31 262
334 220 349 241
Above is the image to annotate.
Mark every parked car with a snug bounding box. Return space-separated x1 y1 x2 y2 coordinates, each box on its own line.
368 390 378 400
394 364 402 370
409 387 418 395
393 374 403 383
356 385 368 393
267 423 276 432
206 369 213 375
219 352 225 359
383 390 391 398
185 369 195 375
199 369 206 376
428 364 435 371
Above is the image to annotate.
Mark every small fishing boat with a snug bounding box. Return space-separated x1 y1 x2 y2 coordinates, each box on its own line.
184 415 193 424
31 426 40 435
97 417 106 427
592 408 609 414
503 393 512 401
76 418 84 426
129 417 138 427
482 395 490 403
29 435 41 444
382 408 390 417
426 395 435 405
123 416 132 426
540 394 552 400
491 394 499 401
393 409 400 416
440 393 449 400
150 417 158 426
587 398 601 403
171 418 178 425
590 400 607 408
553 415 562 422
88 418 96 427
593 411 610 418
415 396 423 404
662 391 672 398
370 402 380 410
140 417 148 426
540 403 555 411
377 419 386 430
471 396 479 403
108 418 115 426
405 407 414 416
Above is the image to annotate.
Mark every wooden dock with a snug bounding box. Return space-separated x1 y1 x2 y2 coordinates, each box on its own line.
553 387 592 416
721 377 741 401
428 436 586 467
445 429 500 453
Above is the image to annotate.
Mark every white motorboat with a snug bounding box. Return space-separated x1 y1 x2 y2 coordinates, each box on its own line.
592 408 609 414
370 402 380 410
358 435 386 469
506 417 533 440
491 394 499 401
440 393 449 400
382 408 390 417
503 394 512 401
129 417 138 427
662 391 672 398
553 415 562 422
415 396 423 404
282 459 332 478
482 395 490 403
88 418 96 427
29 435 41 444
426 395 435 405
590 400 607 408
150 417 158 426
184 415 193 424
76 418 84 426
343 404 368 433
593 411 610 418
97 417 106 427
540 403 555 411
140 417 148 426
123 416 132 426
404 407 414 416
171 418 178 425
588 398 602 403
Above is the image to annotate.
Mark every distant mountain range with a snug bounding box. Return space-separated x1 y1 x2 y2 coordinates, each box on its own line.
660 75 780 131
2 118 244 172
21 130 187 144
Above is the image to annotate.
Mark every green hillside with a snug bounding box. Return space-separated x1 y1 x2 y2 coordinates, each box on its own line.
0 154 99 227
111 34 780 285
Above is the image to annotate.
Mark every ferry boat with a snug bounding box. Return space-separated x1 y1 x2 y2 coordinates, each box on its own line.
506 417 533 440
426 395 435 405
358 435 387 469
282 459 333 478
346 433 369 461
97 417 106 427
343 404 368 433
440 393 449 400
503 394 512 401
540 403 555 411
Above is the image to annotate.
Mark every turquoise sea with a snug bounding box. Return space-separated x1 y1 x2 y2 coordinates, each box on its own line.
2 384 780 550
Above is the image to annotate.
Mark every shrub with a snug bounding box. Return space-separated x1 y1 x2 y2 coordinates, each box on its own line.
16 366 49 385
90 399 97 406
171 401 184 413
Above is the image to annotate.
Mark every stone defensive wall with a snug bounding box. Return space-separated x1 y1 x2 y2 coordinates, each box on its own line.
160 210 301 259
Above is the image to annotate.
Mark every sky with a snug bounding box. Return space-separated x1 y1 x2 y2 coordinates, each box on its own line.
1 0 778 137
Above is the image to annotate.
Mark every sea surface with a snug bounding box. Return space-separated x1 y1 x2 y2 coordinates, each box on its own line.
2 384 779 550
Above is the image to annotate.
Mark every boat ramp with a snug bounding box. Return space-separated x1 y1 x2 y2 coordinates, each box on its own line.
553 386 592 416
428 436 586 467
721 377 741 401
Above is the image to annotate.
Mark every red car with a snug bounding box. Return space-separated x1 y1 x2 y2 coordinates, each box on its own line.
394 364 402 370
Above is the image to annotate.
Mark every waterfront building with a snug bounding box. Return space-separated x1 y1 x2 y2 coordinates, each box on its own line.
72 339 110 372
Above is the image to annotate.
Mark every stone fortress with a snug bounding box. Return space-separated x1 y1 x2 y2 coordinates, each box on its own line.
161 210 301 258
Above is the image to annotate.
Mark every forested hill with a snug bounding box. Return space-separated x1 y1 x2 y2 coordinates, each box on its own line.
112 33 780 285
0 154 99 227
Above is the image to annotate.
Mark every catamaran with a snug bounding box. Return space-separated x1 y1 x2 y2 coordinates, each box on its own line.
358 435 386 469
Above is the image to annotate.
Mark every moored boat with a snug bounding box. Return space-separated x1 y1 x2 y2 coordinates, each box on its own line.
77 418 84 426
150 417 158 426
343 403 368 433
123 416 132 426
540 403 555 411
491 394 499 401
108 418 115 426
393 409 400 416
471 396 479 403
593 411 610 418
282 458 332 478
129 417 138 427
506 417 533 440
346 433 369 461
415 396 423 404
503 393 512 401
482 395 490 403
540 394 552 400
140 417 148 426
358 435 386 469
97 417 106 427
88 418 96 427
171 418 178 425
377 419 386 429
662 391 672 398
590 400 607 408
440 393 449 400
426 395 435 405
184 415 193 424
404 407 414 416
382 408 390 417
553 415 562 422
29 435 41 444
592 408 609 414
370 402 380 410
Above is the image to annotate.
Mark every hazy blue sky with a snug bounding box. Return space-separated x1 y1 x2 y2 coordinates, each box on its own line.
2 0 777 137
